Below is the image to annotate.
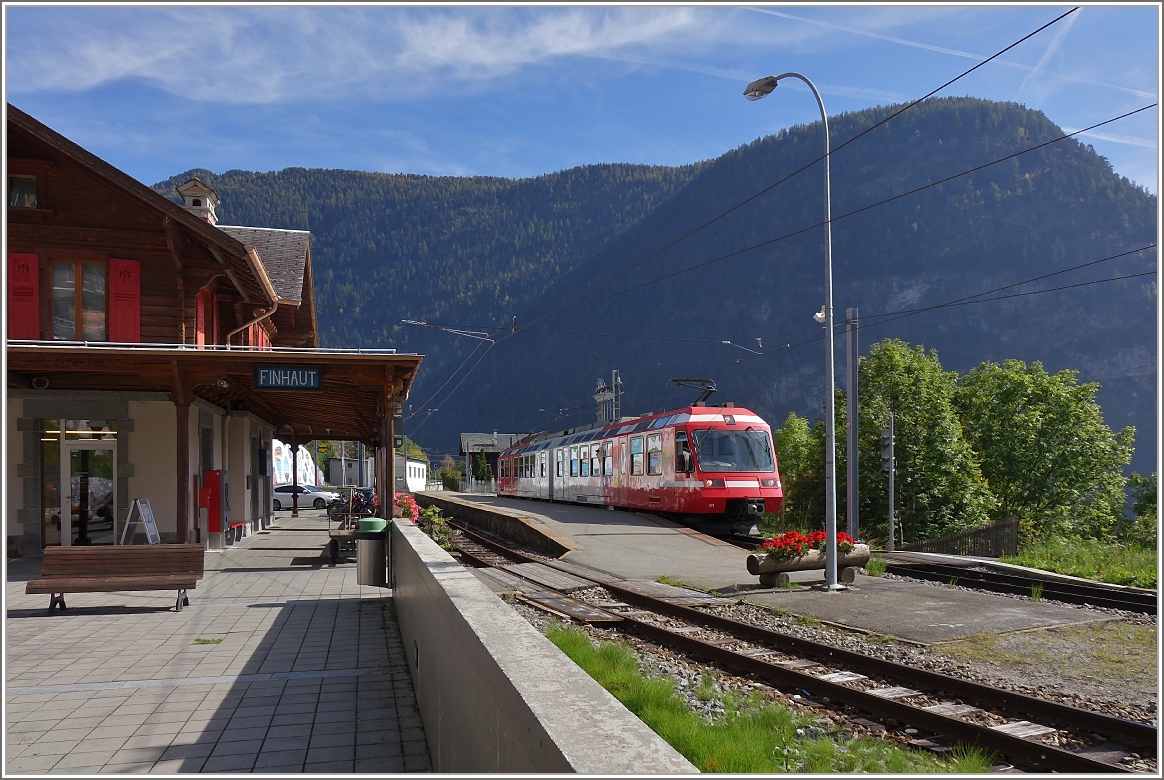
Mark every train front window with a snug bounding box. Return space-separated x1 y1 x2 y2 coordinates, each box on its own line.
691 429 775 473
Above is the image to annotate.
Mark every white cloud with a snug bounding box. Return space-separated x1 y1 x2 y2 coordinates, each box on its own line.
6 6 729 104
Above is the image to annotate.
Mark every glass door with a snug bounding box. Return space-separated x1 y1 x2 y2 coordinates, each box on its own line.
61 441 117 546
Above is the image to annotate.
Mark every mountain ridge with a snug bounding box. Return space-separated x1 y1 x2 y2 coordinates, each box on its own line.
153 96 1157 474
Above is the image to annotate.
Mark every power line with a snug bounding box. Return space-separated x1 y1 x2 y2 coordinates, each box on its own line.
715 267 1157 373
505 7 1081 337
397 9 1085 425
519 104 1155 322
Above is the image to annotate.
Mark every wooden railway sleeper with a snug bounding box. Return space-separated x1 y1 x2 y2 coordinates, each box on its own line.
623 616 1132 773
452 521 1155 753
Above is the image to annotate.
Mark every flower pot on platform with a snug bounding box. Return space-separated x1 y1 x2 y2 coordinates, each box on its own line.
746 543 871 587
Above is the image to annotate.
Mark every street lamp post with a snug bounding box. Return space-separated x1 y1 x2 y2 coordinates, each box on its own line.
745 72 842 591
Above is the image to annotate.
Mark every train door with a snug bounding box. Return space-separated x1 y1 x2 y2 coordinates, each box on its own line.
539 452 548 499
615 437 628 508
549 449 560 502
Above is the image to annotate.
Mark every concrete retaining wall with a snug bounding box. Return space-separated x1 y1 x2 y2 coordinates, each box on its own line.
389 519 696 774
414 492 577 557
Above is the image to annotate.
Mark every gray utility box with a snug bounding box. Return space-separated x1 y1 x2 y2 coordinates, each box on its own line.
354 529 388 587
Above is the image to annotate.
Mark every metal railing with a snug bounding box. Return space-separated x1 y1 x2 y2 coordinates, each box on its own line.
460 479 497 495
901 517 1019 558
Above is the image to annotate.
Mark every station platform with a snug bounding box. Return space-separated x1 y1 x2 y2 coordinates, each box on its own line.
438 493 1113 645
4 511 429 774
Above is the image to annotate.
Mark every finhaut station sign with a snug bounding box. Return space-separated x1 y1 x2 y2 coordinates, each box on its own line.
254 365 323 391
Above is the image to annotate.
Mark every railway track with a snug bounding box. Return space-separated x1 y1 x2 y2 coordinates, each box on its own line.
450 521 1156 773
884 561 1157 615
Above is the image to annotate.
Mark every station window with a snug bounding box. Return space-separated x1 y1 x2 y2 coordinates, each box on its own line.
630 436 644 476
647 433 662 476
9 175 37 208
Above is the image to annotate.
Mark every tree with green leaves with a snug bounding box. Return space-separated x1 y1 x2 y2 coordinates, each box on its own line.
857 339 994 543
772 412 820 530
1126 472 1157 546
955 359 1134 540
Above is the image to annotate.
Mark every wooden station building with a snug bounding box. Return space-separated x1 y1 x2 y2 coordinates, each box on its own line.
5 104 422 555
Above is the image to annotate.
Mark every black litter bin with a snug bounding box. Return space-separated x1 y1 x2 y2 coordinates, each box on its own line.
354 528 388 587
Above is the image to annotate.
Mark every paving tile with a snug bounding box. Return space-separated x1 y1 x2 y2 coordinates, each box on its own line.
270 711 315 727
356 740 404 759
404 752 432 771
356 755 406 772
309 730 355 749
210 737 264 757
51 749 120 770
253 748 307 768
159 741 216 760
304 759 355 772
219 725 270 743
305 744 355 763
264 722 312 740
201 753 257 772
149 757 205 773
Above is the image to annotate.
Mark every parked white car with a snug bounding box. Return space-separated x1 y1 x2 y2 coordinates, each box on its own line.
272 484 340 510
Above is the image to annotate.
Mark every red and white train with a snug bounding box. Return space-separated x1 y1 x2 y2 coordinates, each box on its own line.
497 402 783 535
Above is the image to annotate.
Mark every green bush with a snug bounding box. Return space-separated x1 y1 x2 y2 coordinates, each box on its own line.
418 505 454 550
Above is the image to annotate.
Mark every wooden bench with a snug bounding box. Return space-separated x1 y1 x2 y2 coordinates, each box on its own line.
25 544 205 613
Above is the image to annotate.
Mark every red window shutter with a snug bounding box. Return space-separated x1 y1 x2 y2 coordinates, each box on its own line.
107 258 141 342
195 290 206 346
7 253 40 339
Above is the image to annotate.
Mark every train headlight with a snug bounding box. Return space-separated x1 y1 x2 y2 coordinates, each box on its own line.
705 479 725 487
761 479 778 487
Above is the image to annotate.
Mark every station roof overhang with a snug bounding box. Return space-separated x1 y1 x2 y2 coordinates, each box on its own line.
6 342 423 443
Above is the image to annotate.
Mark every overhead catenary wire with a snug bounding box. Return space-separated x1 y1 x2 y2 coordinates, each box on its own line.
711 267 1157 374
398 8 1102 446
505 7 1082 337
402 243 1156 347
514 103 1155 323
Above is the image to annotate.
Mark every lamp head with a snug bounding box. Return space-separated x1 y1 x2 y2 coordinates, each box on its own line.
744 75 779 101
813 307 827 324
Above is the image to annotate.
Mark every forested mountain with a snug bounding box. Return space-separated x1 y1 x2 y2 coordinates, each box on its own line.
154 97 1157 475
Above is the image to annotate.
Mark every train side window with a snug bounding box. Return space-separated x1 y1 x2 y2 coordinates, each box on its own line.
630 436 644 476
602 441 613 476
570 446 579 477
675 431 694 473
590 446 600 477
580 446 590 477
647 433 662 476
556 449 563 477
540 453 546 478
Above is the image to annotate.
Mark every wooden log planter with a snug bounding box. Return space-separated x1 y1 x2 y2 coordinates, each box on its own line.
746 544 871 587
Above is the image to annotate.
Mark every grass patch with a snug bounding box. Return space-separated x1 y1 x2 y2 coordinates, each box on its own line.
545 622 993 773
1001 538 1157 589
192 637 222 645
796 614 821 627
864 554 887 577
656 575 698 590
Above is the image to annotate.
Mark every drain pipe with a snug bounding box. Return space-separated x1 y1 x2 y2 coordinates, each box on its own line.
226 245 280 347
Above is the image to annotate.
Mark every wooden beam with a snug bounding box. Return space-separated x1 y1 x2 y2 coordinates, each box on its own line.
206 244 255 304
163 216 187 343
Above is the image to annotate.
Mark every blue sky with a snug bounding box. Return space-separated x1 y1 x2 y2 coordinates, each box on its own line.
4 4 1160 194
